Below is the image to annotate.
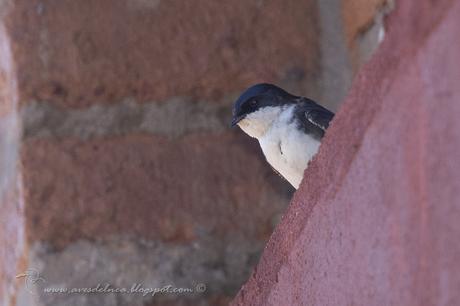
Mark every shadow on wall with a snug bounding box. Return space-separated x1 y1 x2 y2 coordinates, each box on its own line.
0 0 391 305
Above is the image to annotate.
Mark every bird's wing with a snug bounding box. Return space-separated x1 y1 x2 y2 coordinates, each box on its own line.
296 98 335 138
305 107 334 131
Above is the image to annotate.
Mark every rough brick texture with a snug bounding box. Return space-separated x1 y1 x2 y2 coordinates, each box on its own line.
22 133 288 248
5 0 319 108
232 0 460 305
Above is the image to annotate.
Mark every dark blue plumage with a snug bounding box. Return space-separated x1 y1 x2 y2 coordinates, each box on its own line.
231 83 334 139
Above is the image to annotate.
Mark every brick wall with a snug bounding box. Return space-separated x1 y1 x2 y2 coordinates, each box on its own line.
0 1 388 305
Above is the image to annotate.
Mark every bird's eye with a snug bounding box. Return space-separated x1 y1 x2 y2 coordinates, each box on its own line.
250 99 258 107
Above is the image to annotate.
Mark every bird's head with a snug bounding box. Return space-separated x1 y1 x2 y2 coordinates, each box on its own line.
231 83 298 138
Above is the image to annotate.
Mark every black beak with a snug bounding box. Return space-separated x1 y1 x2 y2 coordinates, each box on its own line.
231 115 246 127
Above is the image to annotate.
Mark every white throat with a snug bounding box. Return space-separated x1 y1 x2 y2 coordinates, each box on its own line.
237 104 321 189
237 106 283 139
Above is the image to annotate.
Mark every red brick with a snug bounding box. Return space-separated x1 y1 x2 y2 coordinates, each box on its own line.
22 132 289 249
5 0 319 108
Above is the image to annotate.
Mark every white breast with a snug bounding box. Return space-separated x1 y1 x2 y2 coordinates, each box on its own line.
258 106 320 189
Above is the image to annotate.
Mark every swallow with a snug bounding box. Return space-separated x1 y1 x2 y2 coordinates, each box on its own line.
231 83 334 189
